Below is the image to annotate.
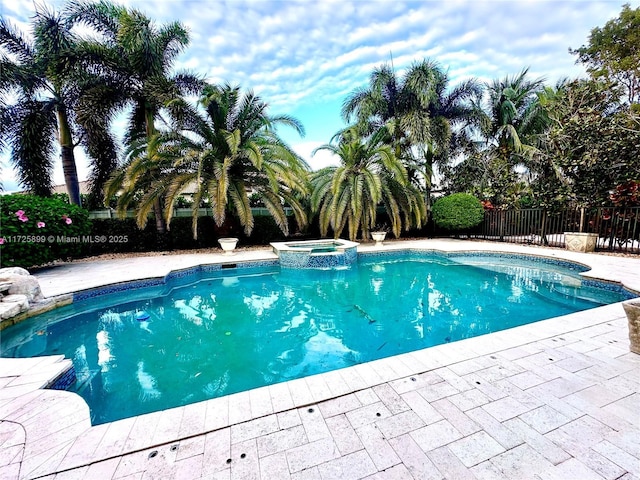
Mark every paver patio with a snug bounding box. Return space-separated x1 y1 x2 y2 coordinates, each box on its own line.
1 240 639 479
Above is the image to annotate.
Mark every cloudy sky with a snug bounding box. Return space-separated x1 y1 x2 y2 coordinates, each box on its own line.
1 0 636 192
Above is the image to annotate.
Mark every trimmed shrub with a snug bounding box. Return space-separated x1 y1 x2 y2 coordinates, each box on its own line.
432 193 484 231
0 194 91 268
84 214 300 255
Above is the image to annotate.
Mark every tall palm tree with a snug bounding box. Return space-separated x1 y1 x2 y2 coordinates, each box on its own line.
106 83 309 239
67 0 204 232
479 68 547 166
447 69 549 206
0 7 118 204
341 59 481 197
311 128 426 241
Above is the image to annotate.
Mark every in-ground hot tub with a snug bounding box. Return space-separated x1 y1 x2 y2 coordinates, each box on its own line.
270 239 359 268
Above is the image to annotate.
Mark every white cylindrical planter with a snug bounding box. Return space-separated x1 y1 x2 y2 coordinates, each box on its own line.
371 231 387 247
218 237 239 255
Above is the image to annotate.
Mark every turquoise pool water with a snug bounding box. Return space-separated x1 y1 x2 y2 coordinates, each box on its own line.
0 252 632 424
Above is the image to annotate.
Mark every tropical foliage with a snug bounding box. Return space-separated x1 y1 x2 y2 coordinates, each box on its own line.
0 5 118 204
533 79 640 208
341 60 481 198
310 128 426 241
0 194 90 267
67 0 205 232
444 69 548 207
105 84 309 238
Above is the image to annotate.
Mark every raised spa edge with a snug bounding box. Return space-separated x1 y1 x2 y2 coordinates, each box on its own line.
270 239 359 268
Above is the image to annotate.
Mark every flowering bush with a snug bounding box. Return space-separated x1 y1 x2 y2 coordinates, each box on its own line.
0 194 91 268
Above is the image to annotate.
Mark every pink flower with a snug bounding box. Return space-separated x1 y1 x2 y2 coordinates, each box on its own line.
15 210 24 217
0 238 5 245
65 217 72 225
19 215 28 222
37 221 46 228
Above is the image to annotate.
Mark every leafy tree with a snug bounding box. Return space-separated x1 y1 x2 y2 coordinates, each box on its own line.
534 79 640 208
570 3 640 106
310 128 426 241
67 0 204 233
341 59 481 199
0 6 118 204
106 84 309 239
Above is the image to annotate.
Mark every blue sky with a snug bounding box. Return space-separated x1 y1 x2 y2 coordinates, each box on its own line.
1 0 636 192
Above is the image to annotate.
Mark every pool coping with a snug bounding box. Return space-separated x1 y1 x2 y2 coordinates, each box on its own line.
2 239 640 479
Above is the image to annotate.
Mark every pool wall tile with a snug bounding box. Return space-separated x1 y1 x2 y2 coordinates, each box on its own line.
279 247 358 269
72 260 280 303
73 278 165 302
236 259 279 269
48 365 77 390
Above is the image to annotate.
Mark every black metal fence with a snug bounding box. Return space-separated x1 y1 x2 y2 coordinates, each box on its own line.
471 207 640 254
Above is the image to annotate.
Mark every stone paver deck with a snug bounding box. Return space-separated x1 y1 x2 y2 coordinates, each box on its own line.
1 240 639 479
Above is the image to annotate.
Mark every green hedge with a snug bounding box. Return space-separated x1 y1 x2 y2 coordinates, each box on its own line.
0 194 91 268
84 215 302 255
432 193 484 232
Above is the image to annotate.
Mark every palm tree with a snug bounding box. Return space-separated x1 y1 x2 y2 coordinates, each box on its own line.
106 83 309 239
0 7 118 204
479 68 547 166
448 69 549 206
311 128 426 241
341 59 481 197
67 0 204 232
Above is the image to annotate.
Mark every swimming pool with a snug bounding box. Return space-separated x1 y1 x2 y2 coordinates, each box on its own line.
0 251 633 424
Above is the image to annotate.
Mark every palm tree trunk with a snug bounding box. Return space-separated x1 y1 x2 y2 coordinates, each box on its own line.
153 197 166 234
145 108 167 234
57 106 82 206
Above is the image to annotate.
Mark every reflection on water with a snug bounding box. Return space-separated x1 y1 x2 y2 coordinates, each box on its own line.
0 255 629 424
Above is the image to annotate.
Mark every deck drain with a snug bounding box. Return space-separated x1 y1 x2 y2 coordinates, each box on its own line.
376 412 381 417
308 408 314 413
476 381 481 385
170 444 179 452
148 451 158 459
226 459 232 464
410 377 416 382
240 453 247 459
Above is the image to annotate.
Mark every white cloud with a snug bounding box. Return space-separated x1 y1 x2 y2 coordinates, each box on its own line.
2 0 637 185
291 141 340 171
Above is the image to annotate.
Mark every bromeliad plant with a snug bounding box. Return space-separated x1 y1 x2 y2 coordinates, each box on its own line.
0 194 90 268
